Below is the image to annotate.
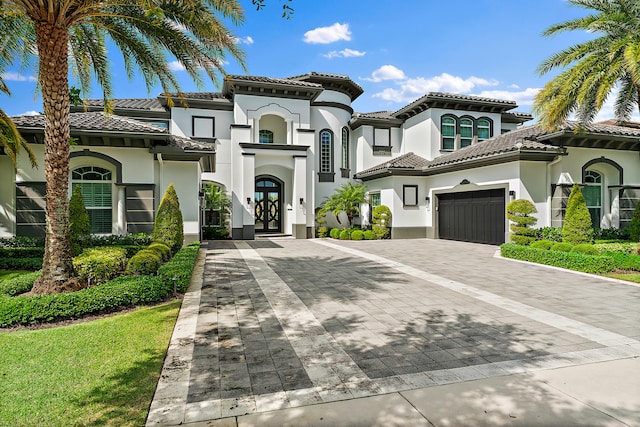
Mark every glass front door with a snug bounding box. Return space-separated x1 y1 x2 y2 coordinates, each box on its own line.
255 178 281 232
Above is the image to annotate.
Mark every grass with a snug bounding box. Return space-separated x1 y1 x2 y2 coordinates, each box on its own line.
0 299 180 427
605 272 640 284
0 270 30 282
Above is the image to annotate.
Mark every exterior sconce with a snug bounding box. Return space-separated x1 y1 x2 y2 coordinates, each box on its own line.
509 190 516 201
246 197 251 205
425 196 430 202
299 197 304 205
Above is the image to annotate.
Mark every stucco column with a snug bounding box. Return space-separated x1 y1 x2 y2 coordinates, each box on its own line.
241 153 255 240
292 155 307 239
117 185 126 235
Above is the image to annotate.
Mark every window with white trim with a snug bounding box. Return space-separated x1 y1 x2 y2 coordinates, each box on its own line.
477 119 491 141
71 166 113 234
460 118 473 148
441 116 456 151
583 170 602 229
320 129 333 173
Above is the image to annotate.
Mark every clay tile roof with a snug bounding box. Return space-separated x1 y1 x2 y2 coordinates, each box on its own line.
355 152 430 179
12 112 167 134
228 74 322 88
168 135 215 152
82 98 165 111
353 111 396 119
562 120 640 136
163 92 227 100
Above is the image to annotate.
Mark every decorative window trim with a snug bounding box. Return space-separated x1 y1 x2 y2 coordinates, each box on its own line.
441 114 494 150
318 128 335 182
373 127 392 155
476 117 493 141
341 126 350 177
192 115 215 138
441 114 457 151
459 116 474 148
403 185 418 207
71 166 113 234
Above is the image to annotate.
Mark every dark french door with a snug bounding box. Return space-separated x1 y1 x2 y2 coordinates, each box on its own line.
255 178 281 233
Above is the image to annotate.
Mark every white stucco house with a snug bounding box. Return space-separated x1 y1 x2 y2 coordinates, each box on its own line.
1 71 639 245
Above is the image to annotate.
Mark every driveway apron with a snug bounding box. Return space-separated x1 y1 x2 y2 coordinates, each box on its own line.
147 238 640 425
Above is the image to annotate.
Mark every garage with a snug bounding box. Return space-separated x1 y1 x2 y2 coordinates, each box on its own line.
437 189 506 245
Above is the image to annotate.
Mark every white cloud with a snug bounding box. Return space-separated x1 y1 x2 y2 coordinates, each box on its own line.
323 48 366 59
303 23 351 44
362 65 406 82
168 61 186 72
475 87 541 106
233 36 254 45
371 72 499 103
1 72 36 82
20 110 40 116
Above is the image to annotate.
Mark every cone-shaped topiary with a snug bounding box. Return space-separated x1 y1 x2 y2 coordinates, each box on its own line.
69 186 90 256
372 205 391 239
629 201 640 242
152 184 184 254
563 184 593 245
506 199 538 245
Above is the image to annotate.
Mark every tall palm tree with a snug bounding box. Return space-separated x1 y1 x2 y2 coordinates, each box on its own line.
533 0 640 130
0 1 246 294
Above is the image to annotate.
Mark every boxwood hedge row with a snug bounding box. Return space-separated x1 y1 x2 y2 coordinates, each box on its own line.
0 242 201 327
0 271 41 297
500 243 616 274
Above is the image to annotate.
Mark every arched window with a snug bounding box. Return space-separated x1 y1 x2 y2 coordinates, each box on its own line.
441 116 456 151
341 127 349 177
583 170 602 229
460 118 473 148
477 118 492 141
71 166 113 234
259 129 274 144
320 129 333 173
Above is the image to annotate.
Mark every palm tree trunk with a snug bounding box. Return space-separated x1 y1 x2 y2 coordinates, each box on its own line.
30 22 74 295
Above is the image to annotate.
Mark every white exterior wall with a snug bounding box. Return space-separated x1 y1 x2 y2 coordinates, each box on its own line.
403 110 434 159
162 161 202 240
0 155 15 237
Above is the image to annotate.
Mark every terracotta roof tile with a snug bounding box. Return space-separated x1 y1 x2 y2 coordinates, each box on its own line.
12 112 167 134
82 98 165 111
355 152 430 178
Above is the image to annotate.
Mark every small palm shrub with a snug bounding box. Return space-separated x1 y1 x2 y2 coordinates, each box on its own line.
126 249 163 276
551 242 573 252
506 199 538 245
363 230 376 240
571 244 599 255
152 184 184 254
372 205 391 239
351 230 364 240
563 184 593 245
530 240 554 250
330 228 340 239
339 229 350 240
69 187 90 256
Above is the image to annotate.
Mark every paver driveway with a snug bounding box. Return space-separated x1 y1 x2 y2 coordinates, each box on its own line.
147 238 640 425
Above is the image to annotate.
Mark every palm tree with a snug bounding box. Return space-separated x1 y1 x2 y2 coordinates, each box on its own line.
0 1 245 294
533 0 640 130
323 182 368 227
203 182 232 226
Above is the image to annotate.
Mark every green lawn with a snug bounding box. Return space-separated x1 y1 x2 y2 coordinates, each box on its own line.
0 300 180 427
0 270 30 282
605 272 640 284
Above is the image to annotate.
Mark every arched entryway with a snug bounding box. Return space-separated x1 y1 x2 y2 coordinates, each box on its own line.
255 177 282 233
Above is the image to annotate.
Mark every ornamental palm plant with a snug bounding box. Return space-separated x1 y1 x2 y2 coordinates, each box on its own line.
323 182 368 227
533 0 640 130
0 0 245 294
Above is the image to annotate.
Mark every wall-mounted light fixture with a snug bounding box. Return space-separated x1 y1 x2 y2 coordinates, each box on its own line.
509 190 516 201
246 197 251 205
425 196 430 202
299 197 304 205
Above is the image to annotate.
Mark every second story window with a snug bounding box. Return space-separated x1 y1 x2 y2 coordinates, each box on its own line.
477 119 491 141
320 130 333 173
259 130 274 144
441 115 493 150
442 117 456 151
341 127 349 177
460 118 473 148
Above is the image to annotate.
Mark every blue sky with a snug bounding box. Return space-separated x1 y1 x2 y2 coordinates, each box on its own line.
1 0 635 121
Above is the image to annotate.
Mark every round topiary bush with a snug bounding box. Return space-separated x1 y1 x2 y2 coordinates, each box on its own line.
339 229 350 240
316 226 329 238
148 242 172 262
506 199 538 245
372 205 392 239
363 230 376 240
330 228 341 239
530 240 554 250
563 184 594 245
152 184 184 255
571 243 599 255
126 249 163 275
351 230 364 240
551 242 574 252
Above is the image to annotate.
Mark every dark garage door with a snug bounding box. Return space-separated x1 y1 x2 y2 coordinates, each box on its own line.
437 189 505 245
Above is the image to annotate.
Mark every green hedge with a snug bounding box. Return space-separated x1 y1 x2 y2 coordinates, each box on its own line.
0 271 41 296
157 242 200 293
0 258 42 270
602 252 640 271
500 243 616 274
0 247 45 258
73 247 128 285
126 250 163 276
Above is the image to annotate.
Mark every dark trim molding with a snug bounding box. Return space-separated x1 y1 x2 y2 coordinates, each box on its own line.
311 101 354 115
582 157 624 184
70 149 123 184
240 143 309 151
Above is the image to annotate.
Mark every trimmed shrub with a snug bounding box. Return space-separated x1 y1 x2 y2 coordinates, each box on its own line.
202 226 229 240
594 242 639 254
602 252 640 271
0 271 41 296
571 244 599 255
594 227 630 241
563 184 593 245
73 247 128 285
148 242 172 262
537 227 563 242
363 230 376 240
351 230 364 240
316 226 329 238
152 184 184 254
330 228 341 239
0 258 42 270
0 275 168 327
0 236 43 248
530 240 554 250
506 199 538 245
551 242 574 252
85 233 152 247
69 186 91 256
372 205 391 239
157 242 200 293
0 247 45 258
339 229 350 240
500 243 616 274
126 249 163 276
630 202 640 242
